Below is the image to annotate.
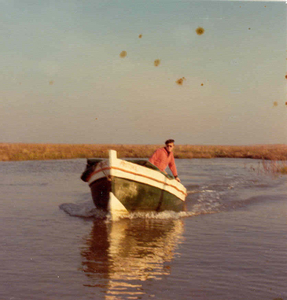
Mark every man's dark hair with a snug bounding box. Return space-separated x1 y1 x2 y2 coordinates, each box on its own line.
165 139 175 145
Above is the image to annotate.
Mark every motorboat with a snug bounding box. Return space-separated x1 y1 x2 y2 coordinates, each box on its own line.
81 150 187 218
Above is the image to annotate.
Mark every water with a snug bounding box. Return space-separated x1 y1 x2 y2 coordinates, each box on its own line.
0 158 286 300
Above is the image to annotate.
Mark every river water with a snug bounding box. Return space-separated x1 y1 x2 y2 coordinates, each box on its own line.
0 158 286 300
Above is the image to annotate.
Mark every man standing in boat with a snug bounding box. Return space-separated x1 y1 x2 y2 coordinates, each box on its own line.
149 139 181 182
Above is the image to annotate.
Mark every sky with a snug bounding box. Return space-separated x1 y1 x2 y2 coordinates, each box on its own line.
1 0 286 145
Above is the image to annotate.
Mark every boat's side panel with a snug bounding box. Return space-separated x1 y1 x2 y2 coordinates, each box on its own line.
112 177 184 212
90 176 184 213
159 190 186 212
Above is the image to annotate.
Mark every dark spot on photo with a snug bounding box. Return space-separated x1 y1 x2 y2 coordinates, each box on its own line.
196 27 205 35
120 51 127 58
154 59 161 67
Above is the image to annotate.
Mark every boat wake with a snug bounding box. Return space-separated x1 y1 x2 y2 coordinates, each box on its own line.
59 201 199 221
59 202 107 219
59 185 237 221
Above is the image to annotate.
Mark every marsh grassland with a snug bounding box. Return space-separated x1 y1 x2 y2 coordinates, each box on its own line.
0 143 286 176
1 143 286 160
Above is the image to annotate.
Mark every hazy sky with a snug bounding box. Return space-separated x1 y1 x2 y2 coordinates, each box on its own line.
1 0 286 145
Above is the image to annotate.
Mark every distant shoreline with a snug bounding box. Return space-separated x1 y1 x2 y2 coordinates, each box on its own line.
0 143 286 161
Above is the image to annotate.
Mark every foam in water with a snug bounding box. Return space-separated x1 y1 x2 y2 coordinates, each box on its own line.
59 201 197 221
121 210 196 220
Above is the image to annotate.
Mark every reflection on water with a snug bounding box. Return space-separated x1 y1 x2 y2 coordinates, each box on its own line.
81 219 184 299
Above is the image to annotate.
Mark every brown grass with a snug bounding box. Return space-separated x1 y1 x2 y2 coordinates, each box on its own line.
261 160 287 175
0 143 287 162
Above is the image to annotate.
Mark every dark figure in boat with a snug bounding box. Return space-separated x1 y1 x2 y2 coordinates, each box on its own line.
149 139 181 182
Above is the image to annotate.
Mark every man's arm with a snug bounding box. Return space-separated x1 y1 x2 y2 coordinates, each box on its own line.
174 175 181 182
168 154 181 182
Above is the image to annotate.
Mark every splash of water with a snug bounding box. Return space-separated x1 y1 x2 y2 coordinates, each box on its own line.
59 202 106 219
59 201 198 221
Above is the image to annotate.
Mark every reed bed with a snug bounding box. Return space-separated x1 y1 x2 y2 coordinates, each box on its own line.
261 160 287 175
1 143 286 162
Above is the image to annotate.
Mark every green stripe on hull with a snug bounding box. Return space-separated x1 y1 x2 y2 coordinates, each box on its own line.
90 177 184 213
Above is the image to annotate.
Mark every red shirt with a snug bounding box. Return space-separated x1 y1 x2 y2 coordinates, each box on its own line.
149 147 178 177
